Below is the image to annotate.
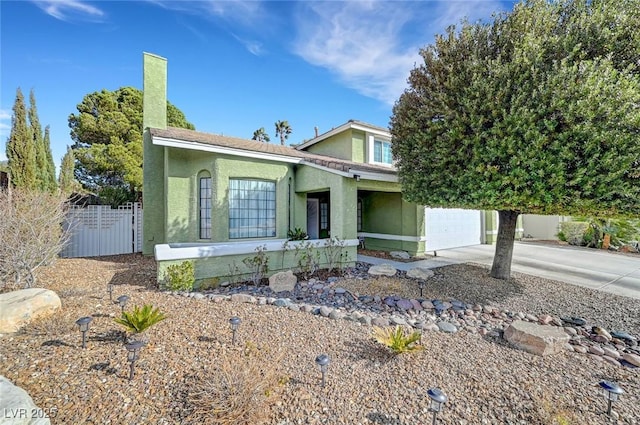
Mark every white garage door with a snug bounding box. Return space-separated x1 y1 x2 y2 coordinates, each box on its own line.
425 208 482 251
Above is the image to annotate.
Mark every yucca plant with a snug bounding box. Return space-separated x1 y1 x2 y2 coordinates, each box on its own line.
114 304 167 336
372 326 423 354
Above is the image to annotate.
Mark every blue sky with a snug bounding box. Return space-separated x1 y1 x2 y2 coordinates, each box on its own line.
1 0 515 171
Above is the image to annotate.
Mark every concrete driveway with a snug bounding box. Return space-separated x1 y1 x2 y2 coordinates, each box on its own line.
359 242 640 299
432 242 640 299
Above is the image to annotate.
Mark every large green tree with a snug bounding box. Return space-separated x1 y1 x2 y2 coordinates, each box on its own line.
58 146 80 194
68 86 194 198
29 90 56 191
43 126 57 191
252 127 270 143
6 88 36 190
391 0 640 279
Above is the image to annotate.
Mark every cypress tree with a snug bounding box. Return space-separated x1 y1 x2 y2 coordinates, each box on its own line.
59 146 77 194
29 89 49 191
43 126 57 191
6 88 36 189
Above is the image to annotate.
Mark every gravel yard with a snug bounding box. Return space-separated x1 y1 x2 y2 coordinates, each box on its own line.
1 254 638 424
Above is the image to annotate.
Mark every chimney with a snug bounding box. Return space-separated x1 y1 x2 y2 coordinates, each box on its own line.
314 126 319 137
143 52 167 130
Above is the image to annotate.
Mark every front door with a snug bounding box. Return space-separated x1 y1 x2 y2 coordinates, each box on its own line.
307 199 319 239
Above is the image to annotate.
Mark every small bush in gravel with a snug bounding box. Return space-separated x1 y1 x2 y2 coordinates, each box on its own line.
114 304 166 337
373 326 423 354
187 343 286 425
165 260 195 291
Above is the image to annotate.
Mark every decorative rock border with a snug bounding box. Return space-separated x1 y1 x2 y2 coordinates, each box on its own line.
166 265 639 370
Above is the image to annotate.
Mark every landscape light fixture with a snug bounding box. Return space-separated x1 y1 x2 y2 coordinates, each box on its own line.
418 280 426 298
117 295 130 313
229 316 241 345
315 354 330 387
427 387 448 425
75 316 93 349
599 381 624 416
107 283 114 301
124 340 146 381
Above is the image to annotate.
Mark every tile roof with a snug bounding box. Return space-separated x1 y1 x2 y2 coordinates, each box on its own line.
150 127 397 176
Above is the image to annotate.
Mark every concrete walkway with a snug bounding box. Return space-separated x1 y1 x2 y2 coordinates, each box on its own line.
358 242 640 300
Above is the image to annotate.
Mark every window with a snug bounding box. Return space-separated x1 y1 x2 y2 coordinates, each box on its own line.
320 201 329 231
357 198 362 232
199 176 212 239
229 179 276 239
373 139 393 164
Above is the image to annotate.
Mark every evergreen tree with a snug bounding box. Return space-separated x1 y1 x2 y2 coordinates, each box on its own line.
6 88 36 189
43 126 57 191
29 89 49 190
58 145 81 194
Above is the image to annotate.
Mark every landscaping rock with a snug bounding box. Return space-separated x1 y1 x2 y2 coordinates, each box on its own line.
0 375 50 425
269 270 297 293
395 299 413 311
230 293 255 303
622 352 640 367
368 264 397 277
437 322 458 333
504 321 570 356
406 267 435 280
390 251 410 260
0 288 61 334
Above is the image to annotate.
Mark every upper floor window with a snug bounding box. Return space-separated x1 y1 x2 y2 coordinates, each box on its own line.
228 179 276 239
199 174 212 239
373 139 393 164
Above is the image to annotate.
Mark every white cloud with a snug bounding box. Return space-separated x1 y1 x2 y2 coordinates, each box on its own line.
32 0 105 22
292 0 507 105
232 34 265 56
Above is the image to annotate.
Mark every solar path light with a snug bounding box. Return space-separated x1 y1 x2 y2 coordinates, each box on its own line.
116 295 130 313
315 354 330 387
75 316 93 349
229 316 241 345
427 387 448 425
599 381 624 417
125 340 146 381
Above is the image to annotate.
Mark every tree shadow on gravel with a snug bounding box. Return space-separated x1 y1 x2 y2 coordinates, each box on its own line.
366 412 407 425
90 329 125 344
88 362 117 375
426 264 527 305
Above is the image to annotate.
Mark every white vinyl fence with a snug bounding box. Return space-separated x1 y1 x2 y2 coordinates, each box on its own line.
61 203 143 258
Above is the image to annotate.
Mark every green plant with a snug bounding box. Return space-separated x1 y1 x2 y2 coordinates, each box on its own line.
114 304 166 334
242 245 269 285
287 227 308 241
164 260 195 291
293 240 320 278
227 260 242 285
372 326 423 354
558 222 590 246
323 237 347 273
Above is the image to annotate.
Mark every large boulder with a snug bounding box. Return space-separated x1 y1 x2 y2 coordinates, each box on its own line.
0 289 61 334
268 270 297 293
406 267 435 280
0 375 51 425
504 320 570 356
368 264 397 277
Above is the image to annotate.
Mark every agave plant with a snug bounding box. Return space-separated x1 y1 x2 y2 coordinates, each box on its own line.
372 326 423 354
114 304 167 336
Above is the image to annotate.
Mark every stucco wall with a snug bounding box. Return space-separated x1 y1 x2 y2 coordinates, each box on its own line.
305 131 354 161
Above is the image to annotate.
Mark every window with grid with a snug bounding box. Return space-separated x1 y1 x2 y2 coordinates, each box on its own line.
199 176 212 239
373 139 393 164
357 198 362 232
320 201 328 231
228 179 276 239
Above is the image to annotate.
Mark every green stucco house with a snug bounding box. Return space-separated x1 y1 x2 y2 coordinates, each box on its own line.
142 53 503 285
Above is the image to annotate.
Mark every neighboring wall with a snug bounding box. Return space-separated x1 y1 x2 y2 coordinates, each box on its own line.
522 214 566 240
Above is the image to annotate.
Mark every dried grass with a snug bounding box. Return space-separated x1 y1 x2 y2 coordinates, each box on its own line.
186 342 287 425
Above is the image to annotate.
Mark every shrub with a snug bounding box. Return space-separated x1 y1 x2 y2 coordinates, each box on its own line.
287 227 308 241
372 326 423 354
165 261 195 291
187 343 286 425
242 245 269 285
558 222 589 246
0 188 72 290
114 304 166 335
